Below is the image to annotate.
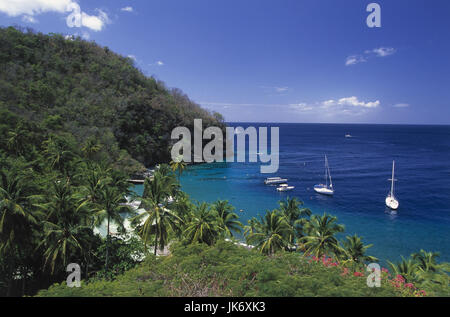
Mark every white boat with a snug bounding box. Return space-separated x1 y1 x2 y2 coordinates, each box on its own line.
264 177 288 185
345 133 352 138
276 184 295 192
314 155 334 196
385 160 399 210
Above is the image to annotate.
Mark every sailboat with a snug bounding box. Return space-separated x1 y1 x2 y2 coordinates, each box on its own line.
385 160 399 210
314 155 334 196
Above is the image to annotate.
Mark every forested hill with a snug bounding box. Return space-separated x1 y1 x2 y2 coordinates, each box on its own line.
0 26 224 171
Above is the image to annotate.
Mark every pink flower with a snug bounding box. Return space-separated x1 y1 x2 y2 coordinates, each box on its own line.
395 274 405 282
381 267 389 273
341 268 349 276
353 272 364 277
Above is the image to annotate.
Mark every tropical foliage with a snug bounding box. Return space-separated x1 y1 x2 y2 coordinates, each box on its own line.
35 241 442 297
0 26 448 298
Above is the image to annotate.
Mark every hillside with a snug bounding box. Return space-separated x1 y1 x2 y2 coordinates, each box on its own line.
0 26 224 172
37 241 409 297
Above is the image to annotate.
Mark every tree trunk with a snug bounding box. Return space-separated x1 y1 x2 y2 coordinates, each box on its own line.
154 226 158 256
6 278 13 297
21 265 26 296
106 216 110 272
85 250 90 281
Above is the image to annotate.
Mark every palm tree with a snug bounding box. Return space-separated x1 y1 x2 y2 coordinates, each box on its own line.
341 234 378 265
300 213 345 258
183 202 222 246
38 220 89 273
278 197 311 243
132 173 181 254
6 124 28 156
243 216 262 238
213 200 242 238
131 196 182 255
142 168 179 202
170 156 187 181
34 179 91 274
81 137 101 159
388 257 418 283
412 250 441 273
0 170 39 296
76 165 109 216
0 170 38 254
172 191 193 223
155 163 174 179
246 210 293 255
42 135 75 173
94 187 130 271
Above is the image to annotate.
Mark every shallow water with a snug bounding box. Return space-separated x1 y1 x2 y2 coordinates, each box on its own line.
133 123 450 264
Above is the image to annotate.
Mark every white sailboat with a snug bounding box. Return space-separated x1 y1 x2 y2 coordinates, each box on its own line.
314 155 334 196
385 160 399 210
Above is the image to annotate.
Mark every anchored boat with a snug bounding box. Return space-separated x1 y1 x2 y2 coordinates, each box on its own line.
276 184 295 192
385 160 399 210
264 177 288 185
314 155 334 196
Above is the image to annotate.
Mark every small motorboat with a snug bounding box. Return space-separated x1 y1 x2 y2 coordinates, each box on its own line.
276 184 295 192
264 177 288 185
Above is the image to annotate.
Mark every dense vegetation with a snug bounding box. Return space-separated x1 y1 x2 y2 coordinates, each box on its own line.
0 26 223 296
0 26 225 172
0 26 448 297
36 241 405 297
36 166 449 297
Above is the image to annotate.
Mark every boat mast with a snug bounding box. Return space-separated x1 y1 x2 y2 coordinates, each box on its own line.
391 160 395 197
328 158 333 189
324 155 328 187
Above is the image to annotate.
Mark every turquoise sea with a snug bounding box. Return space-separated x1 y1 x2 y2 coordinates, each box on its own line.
133 123 450 265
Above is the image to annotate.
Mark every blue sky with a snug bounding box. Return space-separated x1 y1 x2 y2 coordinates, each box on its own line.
1 0 449 124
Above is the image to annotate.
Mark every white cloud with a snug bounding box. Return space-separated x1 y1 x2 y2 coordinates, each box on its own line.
322 99 336 107
259 85 290 95
393 103 409 108
275 86 289 92
121 6 133 12
0 0 72 16
0 0 110 32
371 47 396 57
335 96 380 108
289 96 380 118
148 60 164 67
202 96 380 114
21 15 37 23
127 55 137 61
289 103 313 112
346 47 396 66
345 55 366 66
80 9 109 31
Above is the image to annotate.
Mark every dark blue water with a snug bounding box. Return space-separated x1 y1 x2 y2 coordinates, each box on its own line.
135 123 450 264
